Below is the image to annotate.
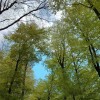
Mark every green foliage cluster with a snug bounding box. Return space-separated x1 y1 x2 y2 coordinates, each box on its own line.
0 22 47 100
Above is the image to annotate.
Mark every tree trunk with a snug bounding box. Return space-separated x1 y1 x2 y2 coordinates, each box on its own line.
64 96 67 100
82 32 100 77
61 68 67 100
72 55 82 90
21 63 28 100
72 94 76 100
88 45 100 77
57 39 67 100
47 92 50 100
8 58 20 94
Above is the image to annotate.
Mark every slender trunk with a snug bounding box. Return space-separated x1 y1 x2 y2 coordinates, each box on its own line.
61 67 67 100
72 94 76 100
91 44 99 68
47 69 55 100
57 39 67 100
58 60 67 100
60 54 67 100
72 58 81 90
82 32 100 77
8 58 20 94
88 45 100 77
72 55 83 100
21 63 28 100
64 96 67 100
47 92 50 100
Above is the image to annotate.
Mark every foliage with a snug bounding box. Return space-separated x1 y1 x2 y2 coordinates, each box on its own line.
0 0 100 99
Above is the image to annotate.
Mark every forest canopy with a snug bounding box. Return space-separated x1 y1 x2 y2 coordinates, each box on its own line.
0 0 100 100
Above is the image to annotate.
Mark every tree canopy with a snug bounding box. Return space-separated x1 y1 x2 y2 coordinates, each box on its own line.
0 0 100 100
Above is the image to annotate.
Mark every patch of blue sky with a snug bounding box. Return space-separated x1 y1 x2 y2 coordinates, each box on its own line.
33 56 50 80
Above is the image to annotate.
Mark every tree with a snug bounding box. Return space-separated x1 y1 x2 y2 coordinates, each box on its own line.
63 5 100 77
0 1 100 99
45 19 100 99
1 22 47 99
49 0 100 20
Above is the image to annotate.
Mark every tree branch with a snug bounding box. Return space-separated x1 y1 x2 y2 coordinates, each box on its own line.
32 14 54 23
0 1 47 31
66 3 91 8
87 0 100 20
0 0 17 14
0 18 14 22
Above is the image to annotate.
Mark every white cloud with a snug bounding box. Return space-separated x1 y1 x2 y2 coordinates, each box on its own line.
0 9 62 43
35 11 62 28
55 11 62 20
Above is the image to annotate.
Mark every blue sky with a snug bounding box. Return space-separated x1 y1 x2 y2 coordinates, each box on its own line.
33 57 49 80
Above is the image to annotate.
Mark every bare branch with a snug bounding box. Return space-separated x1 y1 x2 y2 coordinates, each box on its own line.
0 0 3 11
3 0 8 9
32 14 53 23
0 0 17 14
0 18 14 22
0 2 47 31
